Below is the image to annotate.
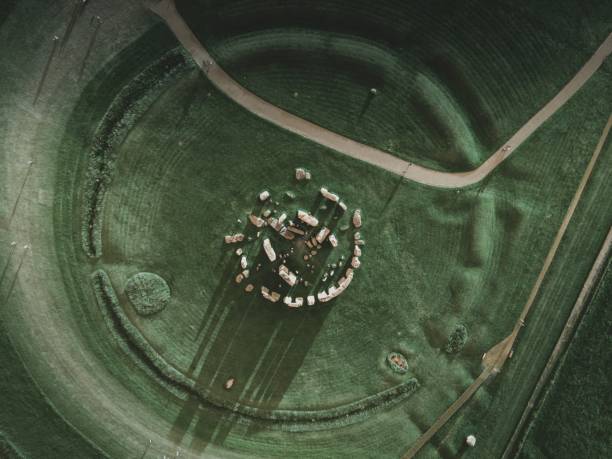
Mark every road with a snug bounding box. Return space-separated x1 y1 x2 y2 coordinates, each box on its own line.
502 226 612 458
401 114 612 458
149 0 612 189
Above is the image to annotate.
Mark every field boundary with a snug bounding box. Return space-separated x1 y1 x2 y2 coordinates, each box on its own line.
502 226 612 458
401 114 612 457
149 0 612 188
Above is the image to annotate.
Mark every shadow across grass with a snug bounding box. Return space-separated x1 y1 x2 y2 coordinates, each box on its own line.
169 200 335 454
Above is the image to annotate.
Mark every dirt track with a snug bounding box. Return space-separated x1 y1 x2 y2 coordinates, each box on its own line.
502 226 612 458
150 0 612 189
401 114 612 458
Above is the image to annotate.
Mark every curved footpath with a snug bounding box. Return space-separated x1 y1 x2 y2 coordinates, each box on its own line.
149 0 612 188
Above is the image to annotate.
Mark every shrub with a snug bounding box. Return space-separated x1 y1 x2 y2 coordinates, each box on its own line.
445 324 468 354
386 351 409 374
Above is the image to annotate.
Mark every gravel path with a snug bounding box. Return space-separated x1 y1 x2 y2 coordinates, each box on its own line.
150 0 612 188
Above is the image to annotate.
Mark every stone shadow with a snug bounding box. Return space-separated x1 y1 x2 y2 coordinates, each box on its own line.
168 201 338 455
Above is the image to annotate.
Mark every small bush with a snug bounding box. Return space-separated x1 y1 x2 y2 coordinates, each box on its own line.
386 351 409 374
445 324 468 354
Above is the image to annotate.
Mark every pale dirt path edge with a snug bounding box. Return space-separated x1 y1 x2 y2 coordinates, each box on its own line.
149 0 612 188
401 114 612 458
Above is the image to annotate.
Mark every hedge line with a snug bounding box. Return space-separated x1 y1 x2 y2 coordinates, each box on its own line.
91 269 419 427
82 49 190 258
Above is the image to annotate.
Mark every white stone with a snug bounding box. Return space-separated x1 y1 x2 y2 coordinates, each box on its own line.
263 209 271 218
280 227 295 240
354 231 361 240
235 273 244 283
245 284 254 292
259 190 270 201
338 201 347 212
224 233 244 244
320 187 339 202
297 210 319 227
284 296 304 308
263 238 276 262
307 295 316 306
242 269 250 278
328 234 338 247
279 264 298 286
249 214 265 227
466 435 476 447
295 167 310 181
240 256 248 269
261 286 281 303
235 248 243 256
316 227 331 243
351 257 361 269
354 245 362 257
353 209 362 228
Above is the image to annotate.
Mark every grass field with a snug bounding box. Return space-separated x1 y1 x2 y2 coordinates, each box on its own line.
178 0 612 172
0 233 105 459
414 75 612 457
1 0 611 457
518 258 612 458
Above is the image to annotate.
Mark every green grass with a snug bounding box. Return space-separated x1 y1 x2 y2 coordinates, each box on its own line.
82 48 188 257
1 0 611 457
50 23 611 455
0 314 105 459
413 71 612 457
177 0 612 172
519 257 612 458
92 268 420 426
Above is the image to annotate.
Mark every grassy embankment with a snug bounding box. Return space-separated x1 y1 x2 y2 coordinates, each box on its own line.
0 232 105 459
